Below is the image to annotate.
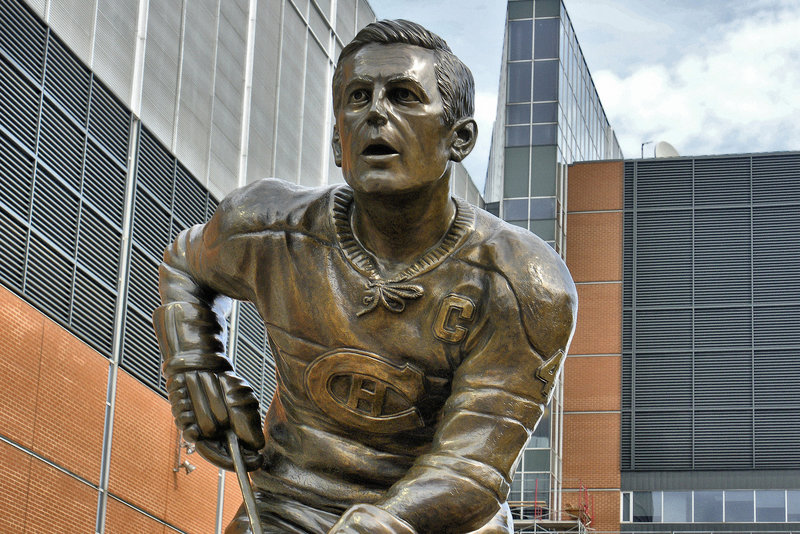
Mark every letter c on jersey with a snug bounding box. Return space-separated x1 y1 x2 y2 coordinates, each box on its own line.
433 294 476 343
305 349 425 433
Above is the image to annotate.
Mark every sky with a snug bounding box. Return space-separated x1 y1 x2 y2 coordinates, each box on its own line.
367 0 800 191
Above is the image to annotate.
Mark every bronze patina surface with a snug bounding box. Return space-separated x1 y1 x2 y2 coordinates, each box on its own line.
153 19 577 534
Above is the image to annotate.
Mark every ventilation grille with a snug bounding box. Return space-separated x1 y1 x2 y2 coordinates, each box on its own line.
622 153 800 471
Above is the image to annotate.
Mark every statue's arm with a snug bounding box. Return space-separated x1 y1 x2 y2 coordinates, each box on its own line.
331 258 578 534
153 190 264 471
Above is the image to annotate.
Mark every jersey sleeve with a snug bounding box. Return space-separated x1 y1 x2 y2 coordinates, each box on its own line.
375 242 578 533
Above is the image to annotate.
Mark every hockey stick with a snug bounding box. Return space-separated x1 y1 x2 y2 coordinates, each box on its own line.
227 430 264 534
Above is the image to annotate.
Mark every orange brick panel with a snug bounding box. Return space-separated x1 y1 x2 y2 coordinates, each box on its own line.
564 356 621 412
33 320 108 485
563 412 620 489
567 161 623 212
165 449 221 532
223 470 244 528
562 489 621 532
0 286 45 448
566 212 623 283
106 498 166 534
569 283 622 356
109 369 174 519
0 441 32 533
25 460 98 533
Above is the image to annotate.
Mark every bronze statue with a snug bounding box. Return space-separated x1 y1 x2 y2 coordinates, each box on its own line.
153 20 576 534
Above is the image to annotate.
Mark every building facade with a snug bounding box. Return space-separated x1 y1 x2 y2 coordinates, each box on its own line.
565 153 800 532
485 1 622 523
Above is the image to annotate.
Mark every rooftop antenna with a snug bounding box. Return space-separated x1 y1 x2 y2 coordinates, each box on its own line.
641 141 653 158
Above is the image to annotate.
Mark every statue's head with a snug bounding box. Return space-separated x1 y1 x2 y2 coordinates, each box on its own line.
331 20 478 196
332 19 475 126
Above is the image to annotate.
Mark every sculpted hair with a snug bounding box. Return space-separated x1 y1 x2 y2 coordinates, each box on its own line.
332 19 475 125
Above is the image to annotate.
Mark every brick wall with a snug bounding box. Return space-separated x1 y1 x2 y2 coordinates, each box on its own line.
563 160 625 532
0 285 230 532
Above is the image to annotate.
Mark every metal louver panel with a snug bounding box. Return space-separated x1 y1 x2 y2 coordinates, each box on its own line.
0 0 47 83
0 129 35 220
30 166 79 256
127 245 160 317
25 232 74 322
0 54 40 152
0 208 27 290
173 162 207 226
137 128 175 208
72 267 116 354
77 205 121 289
43 35 90 127
623 153 800 473
132 188 171 260
121 308 162 392
38 99 84 190
83 142 126 227
88 77 131 168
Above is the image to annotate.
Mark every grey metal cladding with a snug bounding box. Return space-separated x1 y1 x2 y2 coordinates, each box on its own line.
93 0 139 106
622 153 800 473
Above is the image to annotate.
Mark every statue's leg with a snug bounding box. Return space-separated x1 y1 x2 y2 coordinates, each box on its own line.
225 491 340 534
466 501 514 534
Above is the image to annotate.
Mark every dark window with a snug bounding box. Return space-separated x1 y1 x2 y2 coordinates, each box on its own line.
508 20 532 60
694 491 723 523
534 0 560 17
756 490 785 522
503 198 528 220
507 61 532 103
533 60 558 101
532 123 557 145
533 102 557 123
725 491 754 522
534 18 559 59
530 197 555 220
507 103 531 125
506 125 530 147
508 0 533 20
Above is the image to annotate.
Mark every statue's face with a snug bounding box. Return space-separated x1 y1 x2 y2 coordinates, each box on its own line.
333 43 454 195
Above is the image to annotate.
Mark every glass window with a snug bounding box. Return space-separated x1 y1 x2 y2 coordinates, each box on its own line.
633 491 662 522
725 490 754 522
507 104 531 125
756 490 785 522
663 491 692 523
531 219 555 241
523 448 550 471
503 198 528 221
788 491 800 521
532 124 557 145
509 20 533 60
508 62 532 103
484 202 500 217
530 197 556 220
506 125 530 148
522 473 548 499
533 60 558 101
508 0 533 20
622 492 632 522
533 102 557 123
503 147 529 198
534 19 559 59
694 491 723 523
531 145 556 196
529 404 550 447
534 0 560 17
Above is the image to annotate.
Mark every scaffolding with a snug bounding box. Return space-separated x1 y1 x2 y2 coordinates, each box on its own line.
510 482 594 534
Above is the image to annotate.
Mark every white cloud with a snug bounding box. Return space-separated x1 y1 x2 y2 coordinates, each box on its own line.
595 4 800 158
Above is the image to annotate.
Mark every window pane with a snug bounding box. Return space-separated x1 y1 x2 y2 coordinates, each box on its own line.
725 490 754 522
506 125 530 147
530 404 550 447
756 490 785 522
509 20 532 60
534 19 559 59
622 492 632 523
534 0 560 17
507 104 531 125
508 0 533 20
788 491 800 521
531 219 555 241
530 197 556 220
523 448 550 471
533 102 557 123
663 491 692 523
503 147 529 198
694 491 723 522
532 123 557 145
508 62 532 103
503 198 528 220
531 145 557 196
633 491 661 522
533 60 558 101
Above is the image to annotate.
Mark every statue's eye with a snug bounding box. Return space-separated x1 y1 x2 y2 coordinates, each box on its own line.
350 89 369 103
393 88 419 103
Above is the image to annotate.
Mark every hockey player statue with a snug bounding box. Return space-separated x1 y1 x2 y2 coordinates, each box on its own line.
153 19 577 534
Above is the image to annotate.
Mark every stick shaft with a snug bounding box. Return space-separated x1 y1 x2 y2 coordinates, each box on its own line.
227 431 264 534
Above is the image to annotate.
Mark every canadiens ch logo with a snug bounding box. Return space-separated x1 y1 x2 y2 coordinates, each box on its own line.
304 349 425 433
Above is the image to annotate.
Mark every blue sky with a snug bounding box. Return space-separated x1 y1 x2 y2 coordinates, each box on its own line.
368 0 800 192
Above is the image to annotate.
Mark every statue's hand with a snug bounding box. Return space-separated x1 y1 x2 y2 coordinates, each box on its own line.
329 505 417 534
167 370 265 471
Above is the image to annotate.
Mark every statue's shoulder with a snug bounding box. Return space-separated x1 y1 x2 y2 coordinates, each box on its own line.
464 211 577 357
213 178 337 237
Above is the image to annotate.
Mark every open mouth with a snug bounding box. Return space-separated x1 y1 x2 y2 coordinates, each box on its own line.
362 143 398 156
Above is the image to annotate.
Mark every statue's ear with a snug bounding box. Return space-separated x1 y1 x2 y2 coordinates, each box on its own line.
331 126 343 167
449 118 477 162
